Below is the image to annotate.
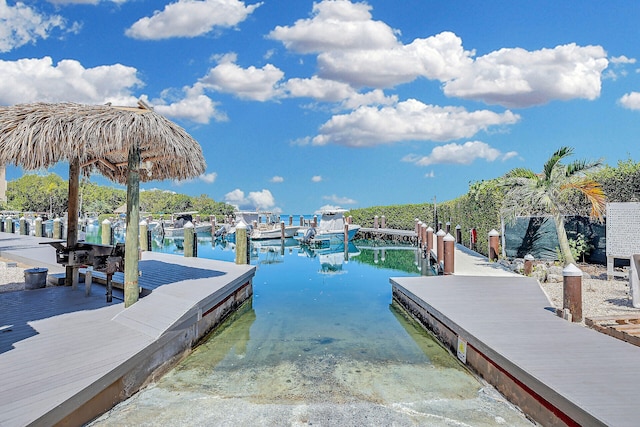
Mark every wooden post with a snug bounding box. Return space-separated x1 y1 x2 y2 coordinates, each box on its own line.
524 254 534 276
436 229 446 264
300 215 304 226
289 215 293 226
184 221 195 257
280 221 285 240
66 158 80 289
414 218 419 235
35 216 43 237
53 217 61 239
489 229 500 262
139 219 148 252
426 226 434 254
421 223 427 249
374 215 379 229
381 215 386 229
446 221 451 234
124 139 141 308
101 218 112 245
455 225 462 244
443 233 455 274
563 263 583 322
19 216 27 235
85 266 93 297
344 223 349 246
235 222 248 265
4 216 12 234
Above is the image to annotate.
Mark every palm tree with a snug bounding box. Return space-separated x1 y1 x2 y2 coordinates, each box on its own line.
500 147 606 265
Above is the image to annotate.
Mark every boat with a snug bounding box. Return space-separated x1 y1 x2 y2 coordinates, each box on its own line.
229 211 300 241
297 208 361 246
157 212 212 238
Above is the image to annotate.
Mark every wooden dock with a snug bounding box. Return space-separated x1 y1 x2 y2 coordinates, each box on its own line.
0 233 256 426
358 227 417 243
391 273 640 426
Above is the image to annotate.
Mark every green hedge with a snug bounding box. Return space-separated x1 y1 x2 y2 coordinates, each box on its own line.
348 159 640 258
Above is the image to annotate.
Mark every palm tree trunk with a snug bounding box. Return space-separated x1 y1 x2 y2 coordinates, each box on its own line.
554 214 575 265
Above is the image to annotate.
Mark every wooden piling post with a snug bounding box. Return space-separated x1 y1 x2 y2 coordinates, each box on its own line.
289 215 293 226
381 215 386 229
455 224 462 244
374 215 379 229
184 221 195 257
426 226 434 254
563 263 583 322
446 221 451 234
101 219 111 245
53 217 61 239
280 221 285 240
421 223 427 249
139 220 148 252
436 229 446 264
344 223 349 246
524 254 534 276
235 222 248 265
443 233 455 275
489 229 500 262
19 216 27 235
35 216 43 237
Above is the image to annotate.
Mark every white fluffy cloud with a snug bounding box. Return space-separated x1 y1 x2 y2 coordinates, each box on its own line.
270 1 609 108
268 0 398 53
323 194 357 205
403 141 518 166
224 188 276 210
47 0 128 4
0 1 69 52
270 176 284 183
126 0 262 40
317 31 473 88
443 43 609 108
0 57 141 105
152 84 228 124
311 99 520 147
311 175 323 182
199 172 217 183
200 54 284 101
619 92 640 110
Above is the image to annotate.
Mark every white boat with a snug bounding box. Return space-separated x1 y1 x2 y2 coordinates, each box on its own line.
157 212 212 237
297 208 360 245
231 211 300 240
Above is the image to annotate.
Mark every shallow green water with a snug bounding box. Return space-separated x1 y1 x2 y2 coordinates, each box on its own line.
90 240 532 426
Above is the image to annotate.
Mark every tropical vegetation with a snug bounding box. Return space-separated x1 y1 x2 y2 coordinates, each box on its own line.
3 173 234 218
499 147 606 265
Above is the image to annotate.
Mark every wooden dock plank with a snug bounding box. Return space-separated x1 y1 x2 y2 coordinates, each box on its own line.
0 236 255 426
391 275 640 427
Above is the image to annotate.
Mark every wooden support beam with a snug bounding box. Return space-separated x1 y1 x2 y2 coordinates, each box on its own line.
65 158 80 289
124 140 140 307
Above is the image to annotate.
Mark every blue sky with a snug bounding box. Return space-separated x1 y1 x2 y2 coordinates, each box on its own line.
1 0 639 214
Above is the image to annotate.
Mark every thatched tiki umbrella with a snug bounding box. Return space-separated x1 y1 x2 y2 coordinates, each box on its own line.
0 100 206 307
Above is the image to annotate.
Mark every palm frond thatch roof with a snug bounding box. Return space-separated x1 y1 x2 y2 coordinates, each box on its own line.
0 101 206 184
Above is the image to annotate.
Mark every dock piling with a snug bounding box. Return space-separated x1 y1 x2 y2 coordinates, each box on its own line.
563 263 583 322
436 229 446 264
184 222 195 257
489 229 500 261
443 233 455 274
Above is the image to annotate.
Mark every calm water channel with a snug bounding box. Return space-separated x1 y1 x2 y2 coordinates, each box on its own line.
89 233 532 426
